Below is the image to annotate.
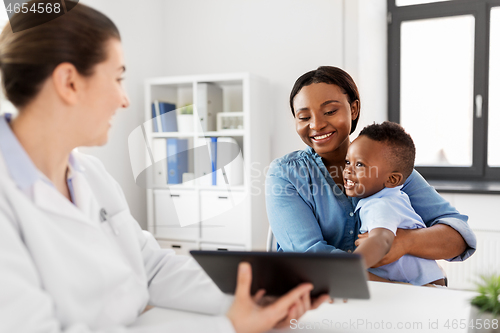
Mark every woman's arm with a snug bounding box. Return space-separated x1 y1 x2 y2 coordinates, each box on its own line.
0 194 237 333
402 170 476 261
358 224 467 267
404 224 467 259
265 161 344 253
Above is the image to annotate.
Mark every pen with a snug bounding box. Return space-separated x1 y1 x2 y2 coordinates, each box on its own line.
100 208 119 235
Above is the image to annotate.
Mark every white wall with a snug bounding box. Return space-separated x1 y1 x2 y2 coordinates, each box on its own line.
344 0 388 138
80 0 167 228
156 0 345 159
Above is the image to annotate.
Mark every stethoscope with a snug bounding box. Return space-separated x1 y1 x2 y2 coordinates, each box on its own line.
100 208 119 235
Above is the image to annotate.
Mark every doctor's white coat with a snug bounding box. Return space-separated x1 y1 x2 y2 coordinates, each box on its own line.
0 150 235 333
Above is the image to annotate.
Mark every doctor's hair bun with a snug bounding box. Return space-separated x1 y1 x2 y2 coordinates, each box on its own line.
0 0 120 109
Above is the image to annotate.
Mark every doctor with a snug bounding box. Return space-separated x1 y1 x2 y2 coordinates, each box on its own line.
0 2 329 332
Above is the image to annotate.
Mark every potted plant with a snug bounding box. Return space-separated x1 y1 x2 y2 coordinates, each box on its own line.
177 104 194 133
469 274 500 333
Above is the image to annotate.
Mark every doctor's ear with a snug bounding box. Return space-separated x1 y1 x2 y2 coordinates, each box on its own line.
385 172 403 188
52 62 80 106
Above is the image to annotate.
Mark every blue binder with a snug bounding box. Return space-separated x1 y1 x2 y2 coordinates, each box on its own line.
167 139 188 184
210 137 217 185
158 102 178 132
152 101 178 132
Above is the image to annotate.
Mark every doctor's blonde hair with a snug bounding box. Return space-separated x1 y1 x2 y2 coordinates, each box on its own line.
0 0 120 108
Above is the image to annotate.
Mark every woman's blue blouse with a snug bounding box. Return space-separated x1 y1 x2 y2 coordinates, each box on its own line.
265 146 476 261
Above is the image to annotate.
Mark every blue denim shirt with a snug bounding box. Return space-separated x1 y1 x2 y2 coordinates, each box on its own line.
265 146 476 261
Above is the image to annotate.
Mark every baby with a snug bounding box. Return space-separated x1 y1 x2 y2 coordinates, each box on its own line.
344 121 445 286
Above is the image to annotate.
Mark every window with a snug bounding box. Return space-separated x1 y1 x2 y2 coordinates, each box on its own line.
388 0 500 180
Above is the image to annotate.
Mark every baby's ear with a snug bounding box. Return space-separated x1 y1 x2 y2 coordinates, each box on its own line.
385 172 403 188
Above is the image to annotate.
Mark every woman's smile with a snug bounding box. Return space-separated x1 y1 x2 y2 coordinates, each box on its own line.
108 112 117 127
310 130 336 144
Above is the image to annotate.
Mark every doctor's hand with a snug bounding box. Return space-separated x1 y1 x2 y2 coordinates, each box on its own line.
226 262 331 333
355 229 411 267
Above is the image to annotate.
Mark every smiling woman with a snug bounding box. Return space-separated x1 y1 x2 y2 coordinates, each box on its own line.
0 1 329 332
265 66 477 274
0 0 127 199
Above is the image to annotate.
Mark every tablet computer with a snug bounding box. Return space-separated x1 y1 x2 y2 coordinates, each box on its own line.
190 250 370 300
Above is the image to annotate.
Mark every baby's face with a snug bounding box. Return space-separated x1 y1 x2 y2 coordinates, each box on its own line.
343 136 394 198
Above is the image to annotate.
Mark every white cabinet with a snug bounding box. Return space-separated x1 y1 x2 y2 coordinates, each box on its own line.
154 188 199 241
156 239 198 256
200 190 248 245
144 73 270 254
200 243 246 252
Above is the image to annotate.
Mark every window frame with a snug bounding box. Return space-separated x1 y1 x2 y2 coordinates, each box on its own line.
388 0 500 181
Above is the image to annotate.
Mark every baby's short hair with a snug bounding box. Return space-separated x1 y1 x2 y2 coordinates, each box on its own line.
358 121 415 179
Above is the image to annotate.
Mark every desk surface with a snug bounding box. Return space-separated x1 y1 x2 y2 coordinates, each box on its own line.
132 281 477 333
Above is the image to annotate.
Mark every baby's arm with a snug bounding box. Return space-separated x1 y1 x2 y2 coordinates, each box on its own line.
354 228 395 268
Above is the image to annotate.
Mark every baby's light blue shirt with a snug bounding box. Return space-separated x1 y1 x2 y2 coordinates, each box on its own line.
355 186 444 285
356 186 425 235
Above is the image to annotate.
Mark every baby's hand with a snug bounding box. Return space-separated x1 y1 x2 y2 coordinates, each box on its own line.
354 232 369 247
358 229 411 267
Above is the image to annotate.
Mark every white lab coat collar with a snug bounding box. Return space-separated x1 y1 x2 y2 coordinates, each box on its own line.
68 167 102 225
31 174 101 228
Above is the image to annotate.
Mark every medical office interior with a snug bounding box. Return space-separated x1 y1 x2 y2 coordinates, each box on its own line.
1 0 499 294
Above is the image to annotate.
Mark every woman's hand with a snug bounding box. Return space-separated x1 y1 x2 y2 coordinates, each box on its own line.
355 229 411 267
357 224 468 268
226 262 331 333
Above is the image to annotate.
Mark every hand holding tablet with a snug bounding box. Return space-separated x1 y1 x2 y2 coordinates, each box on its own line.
226 262 331 333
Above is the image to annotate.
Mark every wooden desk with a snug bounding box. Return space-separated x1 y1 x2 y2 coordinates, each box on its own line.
132 281 477 333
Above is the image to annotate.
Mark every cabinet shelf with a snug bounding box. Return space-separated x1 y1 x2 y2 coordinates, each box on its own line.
198 185 245 191
151 185 245 191
151 130 245 138
151 132 195 138
151 185 196 190
201 130 245 137
145 73 270 253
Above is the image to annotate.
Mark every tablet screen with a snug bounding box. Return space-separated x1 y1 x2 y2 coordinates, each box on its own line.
190 251 370 299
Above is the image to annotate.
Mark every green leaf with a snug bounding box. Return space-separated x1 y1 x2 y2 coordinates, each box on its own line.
471 274 500 316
